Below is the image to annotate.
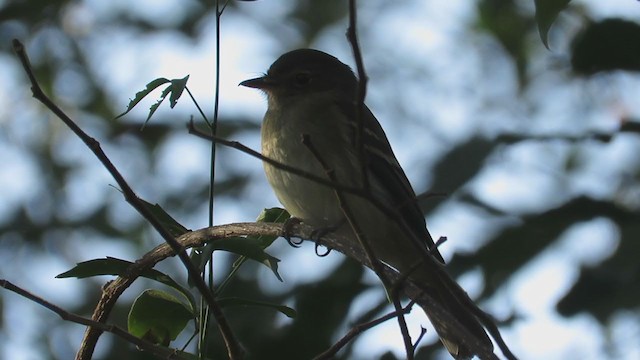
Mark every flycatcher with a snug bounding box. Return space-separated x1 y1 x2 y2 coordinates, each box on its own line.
241 49 493 359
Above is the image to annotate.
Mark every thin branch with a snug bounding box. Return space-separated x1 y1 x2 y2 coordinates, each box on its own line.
198 0 225 356
188 121 515 359
346 0 370 192
209 0 222 227
11 39 243 360
346 3 515 358
301 135 414 360
496 120 640 144
185 87 210 127
312 301 416 360
189 122 445 261
189 122 365 197
392 296 415 360
0 280 191 360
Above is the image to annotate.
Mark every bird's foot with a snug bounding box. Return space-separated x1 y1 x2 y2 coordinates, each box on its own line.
281 217 304 248
310 220 345 257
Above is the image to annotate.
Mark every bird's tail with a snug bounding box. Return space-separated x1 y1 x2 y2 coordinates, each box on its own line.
410 264 494 359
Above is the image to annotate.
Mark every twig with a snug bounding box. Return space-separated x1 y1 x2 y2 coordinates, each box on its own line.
189 122 365 197
198 0 225 356
188 120 515 359
11 39 244 360
0 280 190 360
346 0 370 192
312 300 415 360
345 3 516 358
496 120 640 144
412 327 427 353
301 135 414 360
392 296 415 360
189 122 446 263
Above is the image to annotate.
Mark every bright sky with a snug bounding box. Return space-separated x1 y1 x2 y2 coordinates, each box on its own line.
2 1 640 359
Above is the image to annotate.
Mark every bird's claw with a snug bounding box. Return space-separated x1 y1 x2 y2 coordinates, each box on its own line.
310 223 342 257
282 217 304 248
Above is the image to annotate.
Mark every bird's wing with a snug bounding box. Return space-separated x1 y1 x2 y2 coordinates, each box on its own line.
337 100 445 264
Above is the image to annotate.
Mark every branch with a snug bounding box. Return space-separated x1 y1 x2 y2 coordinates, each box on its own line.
345 4 418 355
11 39 243 360
347 0 370 192
313 301 416 360
496 120 640 144
0 280 191 360
302 134 414 359
188 119 514 359
189 123 442 277
77 222 502 360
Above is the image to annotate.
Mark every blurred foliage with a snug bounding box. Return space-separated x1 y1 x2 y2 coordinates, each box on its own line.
571 18 640 74
477 0 535 87
534 0 571 49
1 0 640 359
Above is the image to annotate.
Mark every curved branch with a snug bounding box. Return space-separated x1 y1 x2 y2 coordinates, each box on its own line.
79 222 503 360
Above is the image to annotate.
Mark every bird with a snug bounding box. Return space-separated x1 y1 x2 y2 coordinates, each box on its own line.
240 48 493 359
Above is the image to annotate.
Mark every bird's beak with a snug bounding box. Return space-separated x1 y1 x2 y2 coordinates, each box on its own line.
239 76 277 89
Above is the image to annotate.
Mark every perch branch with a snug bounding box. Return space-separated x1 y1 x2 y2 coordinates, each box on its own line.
77 222 503 360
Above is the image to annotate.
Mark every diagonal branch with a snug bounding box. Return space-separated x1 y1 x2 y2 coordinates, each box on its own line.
312 300 416 360
188 121 516 359
12 39 243 360
301 134 415 360
0 280 191 360
346 0 370 193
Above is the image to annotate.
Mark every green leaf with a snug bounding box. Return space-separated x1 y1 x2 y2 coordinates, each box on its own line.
256 207 290 223
213 236 282 282
218 297 297 318
115 78 170 119
169 75 190 108
534 0 571 49
115 75 190 129
145 85 172 126
128 289 194 346
216 208 290 292
253 207 290 246
187 242 216 288
190 243 216 273
139 198 190 237
56 257 197 314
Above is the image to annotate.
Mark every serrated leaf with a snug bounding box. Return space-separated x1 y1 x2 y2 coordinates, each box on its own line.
169 75 190 108
218 297 297 318
213 237 282 281
56 257 196 314
128 289 194 346
115 78 170 119
144 85 173 127
534 0 571 49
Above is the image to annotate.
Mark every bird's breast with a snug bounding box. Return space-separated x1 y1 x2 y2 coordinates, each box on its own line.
260 99 354 226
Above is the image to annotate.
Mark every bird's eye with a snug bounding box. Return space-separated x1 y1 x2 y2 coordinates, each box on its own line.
294 72 311 86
